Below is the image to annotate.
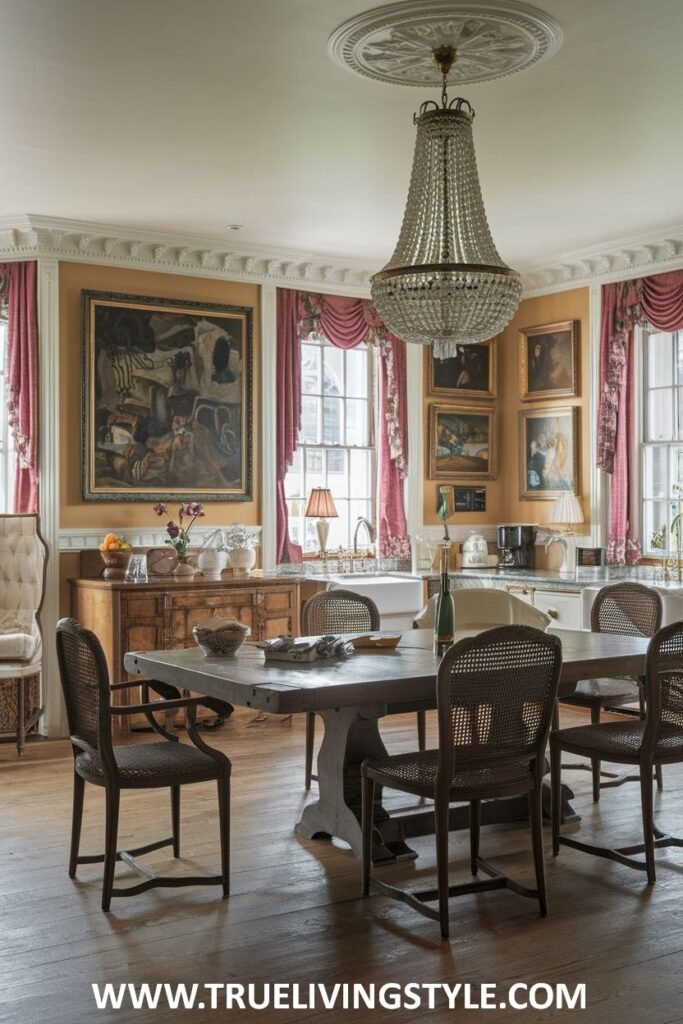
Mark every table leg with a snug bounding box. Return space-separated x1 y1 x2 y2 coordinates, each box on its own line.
295 705 416 863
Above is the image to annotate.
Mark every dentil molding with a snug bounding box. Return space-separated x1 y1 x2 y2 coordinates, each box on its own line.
2 214 683 296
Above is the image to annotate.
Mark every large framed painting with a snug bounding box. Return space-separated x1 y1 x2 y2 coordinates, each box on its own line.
429 404 497 480
82 290 253 501
519 406 579 500
519 321 578 400
427 339 497 400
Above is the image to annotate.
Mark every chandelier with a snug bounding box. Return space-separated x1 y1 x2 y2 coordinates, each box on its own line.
371 45 522 356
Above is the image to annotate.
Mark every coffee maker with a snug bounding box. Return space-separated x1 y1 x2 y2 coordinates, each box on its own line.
497 524 536 569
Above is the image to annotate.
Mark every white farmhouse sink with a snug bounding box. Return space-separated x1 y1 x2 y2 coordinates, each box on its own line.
324 574 424 627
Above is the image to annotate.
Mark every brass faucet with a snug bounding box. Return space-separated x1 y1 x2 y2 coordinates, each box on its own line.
353 517 376 555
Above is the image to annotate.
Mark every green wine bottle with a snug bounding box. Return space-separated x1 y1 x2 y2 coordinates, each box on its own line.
434 543 455 656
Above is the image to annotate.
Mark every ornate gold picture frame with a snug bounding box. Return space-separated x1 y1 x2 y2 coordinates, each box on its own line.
429 404 497 480
427 339 497 400
518 406 579 500
519 321 578 401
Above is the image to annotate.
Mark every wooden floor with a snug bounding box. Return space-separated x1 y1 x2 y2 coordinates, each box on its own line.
2 707 683 1024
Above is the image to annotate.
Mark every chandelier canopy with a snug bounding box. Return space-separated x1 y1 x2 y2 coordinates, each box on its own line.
371 45 522 356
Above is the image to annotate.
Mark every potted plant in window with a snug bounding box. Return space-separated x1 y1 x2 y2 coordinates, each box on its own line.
224 524 258 573
153 502 205 576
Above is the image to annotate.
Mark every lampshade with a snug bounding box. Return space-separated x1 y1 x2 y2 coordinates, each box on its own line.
370 50 522 357
548 491 584 527
305 488 338 519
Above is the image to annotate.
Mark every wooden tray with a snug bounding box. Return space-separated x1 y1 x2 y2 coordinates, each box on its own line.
352 634 402 650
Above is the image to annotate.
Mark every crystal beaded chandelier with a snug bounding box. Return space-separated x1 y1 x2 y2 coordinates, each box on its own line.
371 46 522 356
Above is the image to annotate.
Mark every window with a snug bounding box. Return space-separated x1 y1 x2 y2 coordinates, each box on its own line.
641 329 683 556
0 317 16 513
285 335 375 554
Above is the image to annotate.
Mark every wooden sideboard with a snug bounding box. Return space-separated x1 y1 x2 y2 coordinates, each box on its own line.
69 574 300 735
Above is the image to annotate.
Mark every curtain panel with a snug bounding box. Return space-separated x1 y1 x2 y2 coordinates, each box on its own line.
597 270 683 564
0 261 39 513
276 289 410 563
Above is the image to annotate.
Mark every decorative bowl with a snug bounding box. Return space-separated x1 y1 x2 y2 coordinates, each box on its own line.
192 617 251 657
100 549 133 580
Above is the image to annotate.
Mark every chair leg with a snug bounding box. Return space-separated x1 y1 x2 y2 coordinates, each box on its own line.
551 737 561 857
170 786 180 858
16 676 25 757
640 679 663 790
305 712 316 789
217 776 230 898
590 704 601 803
529 784 548 917
102 787 120 912
640 768 656 885
69 772 85 878
416 710 426 752
655 763 663 791
469 799 480 875
435 799 450 940
361 774 374 897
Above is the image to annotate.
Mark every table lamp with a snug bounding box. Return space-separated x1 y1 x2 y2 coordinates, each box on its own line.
547 490 584 572
305 488 338 559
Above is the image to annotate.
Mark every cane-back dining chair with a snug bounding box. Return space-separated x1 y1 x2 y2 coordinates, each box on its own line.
560 582 663 801
551 619 683 884
56 617 231 911
302 590 389 788
362 625 562 939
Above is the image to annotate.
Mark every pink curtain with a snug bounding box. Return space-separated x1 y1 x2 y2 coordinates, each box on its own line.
597 271 683 564
276 289 303 563
276 289 410 563
0 262 39 513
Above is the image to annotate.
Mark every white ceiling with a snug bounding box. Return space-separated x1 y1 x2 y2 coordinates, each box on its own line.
2 0 683 272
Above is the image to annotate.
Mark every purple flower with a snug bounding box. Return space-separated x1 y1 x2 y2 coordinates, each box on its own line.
153 502 167 516
166 521 180 539
189 502 205 517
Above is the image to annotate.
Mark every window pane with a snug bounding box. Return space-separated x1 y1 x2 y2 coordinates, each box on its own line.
677 391 683 441
648 390 674 441
643 501 670 554
305 447 324 492
350 449 371 499
346 349 368 398
301 396 320 444
323 398 343 444
327 448 348 498
677 333 683 386
644 446 668 500
323 346 343 396
346 399 368 447
301 344 321 394
648 332 673 388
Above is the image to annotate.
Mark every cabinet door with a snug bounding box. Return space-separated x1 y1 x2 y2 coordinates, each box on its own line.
167 589 256 647
533 590 583 630
255 585 298 641
120 594 168 672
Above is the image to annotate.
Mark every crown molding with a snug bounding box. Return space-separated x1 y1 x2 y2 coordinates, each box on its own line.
0 215 374 296
521 225 683 296
3 214 683 298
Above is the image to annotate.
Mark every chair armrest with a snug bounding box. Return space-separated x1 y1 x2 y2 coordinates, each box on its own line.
111 696 207 715
110 679 181 697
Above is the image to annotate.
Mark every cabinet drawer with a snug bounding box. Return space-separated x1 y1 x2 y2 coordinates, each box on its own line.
533 590 582 630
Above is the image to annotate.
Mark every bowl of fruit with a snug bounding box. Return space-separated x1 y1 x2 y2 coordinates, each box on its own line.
99 534 133 579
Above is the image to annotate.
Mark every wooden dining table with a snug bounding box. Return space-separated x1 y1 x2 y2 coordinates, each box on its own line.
124 628 650 864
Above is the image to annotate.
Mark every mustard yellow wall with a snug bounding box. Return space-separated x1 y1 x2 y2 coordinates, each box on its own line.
59 261 261 530
423 286 591 532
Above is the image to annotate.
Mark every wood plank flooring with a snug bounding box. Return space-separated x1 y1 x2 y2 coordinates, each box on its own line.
2 707 683 1023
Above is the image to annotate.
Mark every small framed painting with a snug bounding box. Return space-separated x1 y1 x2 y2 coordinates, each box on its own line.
519 406 579 500
81 290 253 501
428 339 497 400
429 404 497 480
519 321 578 401
454 486 486 512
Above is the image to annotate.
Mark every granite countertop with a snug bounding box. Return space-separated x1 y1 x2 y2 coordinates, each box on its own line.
423 566 683 591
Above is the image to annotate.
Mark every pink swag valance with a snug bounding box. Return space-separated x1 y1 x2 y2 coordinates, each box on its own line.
597 270 683 564
0 261 39 513
276 289 410 564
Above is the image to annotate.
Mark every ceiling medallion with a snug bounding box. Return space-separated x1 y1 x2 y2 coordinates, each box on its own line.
328 1 562 87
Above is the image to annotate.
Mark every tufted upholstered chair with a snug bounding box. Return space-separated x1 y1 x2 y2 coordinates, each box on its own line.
0 514 48 754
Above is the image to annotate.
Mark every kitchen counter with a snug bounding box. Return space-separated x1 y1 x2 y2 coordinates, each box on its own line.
416 566 683 591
